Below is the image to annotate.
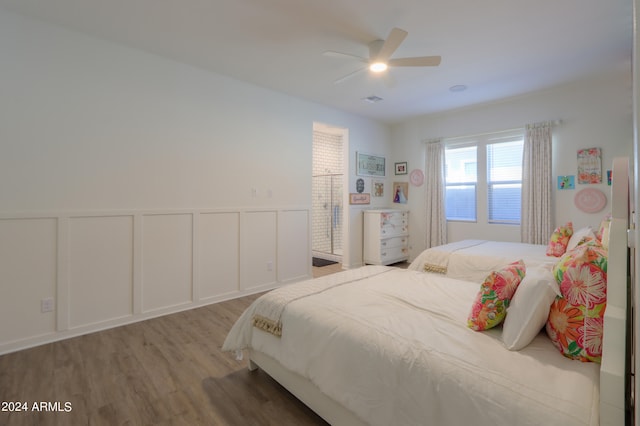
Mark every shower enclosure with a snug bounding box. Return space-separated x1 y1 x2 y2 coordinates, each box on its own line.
312 174 343 261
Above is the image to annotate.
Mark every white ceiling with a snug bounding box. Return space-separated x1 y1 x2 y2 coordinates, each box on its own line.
0 0 633 124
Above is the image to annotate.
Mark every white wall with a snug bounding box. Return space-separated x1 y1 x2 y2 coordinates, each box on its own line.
0 10 390 354
391 67 633 260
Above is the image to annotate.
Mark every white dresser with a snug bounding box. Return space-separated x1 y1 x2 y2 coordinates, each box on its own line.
363 209 409 265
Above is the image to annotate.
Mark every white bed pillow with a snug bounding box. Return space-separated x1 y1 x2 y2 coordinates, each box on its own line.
502 266 560 350
566 226 595 251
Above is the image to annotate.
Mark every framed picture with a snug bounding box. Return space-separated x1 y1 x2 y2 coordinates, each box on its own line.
372 179 384 197
577 147 602 184
349 193 371 205
557 175 575 190
395 162 408 175
356 152 385 177
392 182 409 204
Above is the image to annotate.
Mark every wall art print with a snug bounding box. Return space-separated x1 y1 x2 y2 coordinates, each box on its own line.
372 179 384 197
395 162 407 175
349 193 370 205
393 182 408 204
557 175 575 190
577 147 601 184
356 152 385 177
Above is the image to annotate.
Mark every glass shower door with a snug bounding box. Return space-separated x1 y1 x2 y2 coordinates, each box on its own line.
312 174 343 259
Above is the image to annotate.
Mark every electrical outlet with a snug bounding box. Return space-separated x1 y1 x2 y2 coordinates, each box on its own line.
267 261 273 271
41 297 55 313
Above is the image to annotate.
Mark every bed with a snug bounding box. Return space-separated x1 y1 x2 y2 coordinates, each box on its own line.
407 239 560 282
223 157 631 426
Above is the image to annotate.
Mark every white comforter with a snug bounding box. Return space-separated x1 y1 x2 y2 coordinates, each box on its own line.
409 239 558 282
224 266 599 426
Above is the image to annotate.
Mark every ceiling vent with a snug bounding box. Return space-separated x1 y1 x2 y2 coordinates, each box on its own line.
449 84 467 92
362 95 384 104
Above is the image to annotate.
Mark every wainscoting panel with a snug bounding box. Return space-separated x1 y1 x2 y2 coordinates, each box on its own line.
141 213 193 313
0 206 311 355
0 218 57 344
278 209 311 283
199 212 240 300
241 211 277 291
68 215 134 328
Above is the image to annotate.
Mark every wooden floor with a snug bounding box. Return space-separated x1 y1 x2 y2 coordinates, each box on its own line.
0 261 407 426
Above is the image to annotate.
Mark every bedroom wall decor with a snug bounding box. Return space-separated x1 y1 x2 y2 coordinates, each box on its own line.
372 180 384 197
409 169 424 186
574 187 607 213
349 193 371 205
557 175 575 190
356 152 385 177
393 182 408 204
395 162 408 175
577 147 602 184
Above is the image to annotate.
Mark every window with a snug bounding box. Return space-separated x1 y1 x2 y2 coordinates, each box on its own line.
487 140 523 223
445 146 477 221
445 131 524 224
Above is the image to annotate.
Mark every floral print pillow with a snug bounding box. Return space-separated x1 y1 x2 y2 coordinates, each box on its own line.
546 242 607 362
546 222 574 257
468 260 526 331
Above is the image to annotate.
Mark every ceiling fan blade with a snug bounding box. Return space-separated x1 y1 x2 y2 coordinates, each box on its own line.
323 50 368 63
334 67 368 84
388 56 442 67
374 27 408 62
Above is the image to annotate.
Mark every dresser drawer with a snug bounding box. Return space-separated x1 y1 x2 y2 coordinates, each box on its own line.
380 246 408 263
380 211 408 227
380 236 408 250
380 224 408 237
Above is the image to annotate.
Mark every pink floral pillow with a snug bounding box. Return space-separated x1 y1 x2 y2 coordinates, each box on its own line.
468 260 526 331
546 222 574 257
546 242 607 362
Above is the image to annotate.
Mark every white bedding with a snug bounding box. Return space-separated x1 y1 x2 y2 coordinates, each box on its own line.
409 239 558 282
224 266 599 426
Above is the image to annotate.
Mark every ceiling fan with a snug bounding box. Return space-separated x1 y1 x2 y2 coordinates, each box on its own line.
324 27 441 84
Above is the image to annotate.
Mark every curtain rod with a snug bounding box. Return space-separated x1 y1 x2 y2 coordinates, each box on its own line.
422 119 562 144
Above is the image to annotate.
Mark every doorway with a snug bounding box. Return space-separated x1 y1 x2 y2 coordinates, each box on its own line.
312 124 345 264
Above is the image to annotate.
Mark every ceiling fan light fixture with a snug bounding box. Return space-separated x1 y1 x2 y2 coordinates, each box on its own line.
369 62 388 73
325 27 441 84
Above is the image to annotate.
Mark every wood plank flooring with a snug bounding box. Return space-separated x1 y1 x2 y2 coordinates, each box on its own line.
0 296 327 425
0 261 407 425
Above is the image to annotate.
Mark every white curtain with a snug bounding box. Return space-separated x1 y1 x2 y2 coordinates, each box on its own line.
521 122 553 244
424 140 447 247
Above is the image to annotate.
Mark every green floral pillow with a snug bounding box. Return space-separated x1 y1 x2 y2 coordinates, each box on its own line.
546 222 573 257
546 242 607 362
468 260 526 331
